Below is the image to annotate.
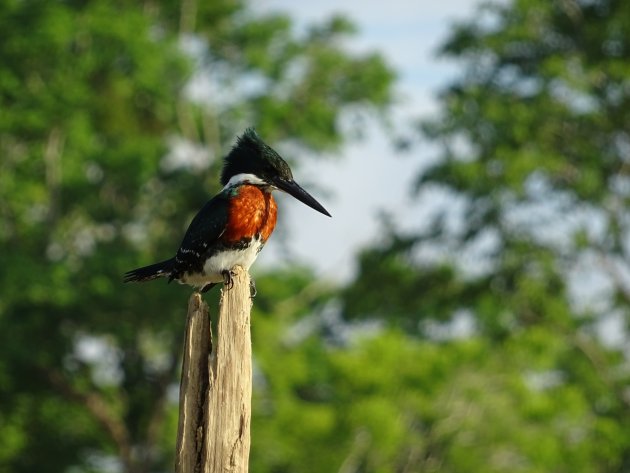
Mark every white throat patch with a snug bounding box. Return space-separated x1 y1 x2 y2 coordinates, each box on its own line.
223 173 267 189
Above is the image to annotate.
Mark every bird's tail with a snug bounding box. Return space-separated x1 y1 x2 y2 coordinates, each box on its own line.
124 258 175 283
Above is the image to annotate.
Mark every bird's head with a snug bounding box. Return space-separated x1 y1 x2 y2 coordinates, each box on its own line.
221 128 331 217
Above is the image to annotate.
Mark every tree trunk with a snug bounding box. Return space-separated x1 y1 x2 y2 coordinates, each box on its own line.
176 266 252 473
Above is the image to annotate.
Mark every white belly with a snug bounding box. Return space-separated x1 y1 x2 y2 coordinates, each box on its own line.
181 239 263 287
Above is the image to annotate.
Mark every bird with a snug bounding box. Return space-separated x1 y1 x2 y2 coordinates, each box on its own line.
124 128 331 294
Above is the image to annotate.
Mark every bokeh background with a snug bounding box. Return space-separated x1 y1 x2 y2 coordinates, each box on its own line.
2 0 630 472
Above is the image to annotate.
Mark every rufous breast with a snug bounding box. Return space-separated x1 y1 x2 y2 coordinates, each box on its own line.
222 185 278 243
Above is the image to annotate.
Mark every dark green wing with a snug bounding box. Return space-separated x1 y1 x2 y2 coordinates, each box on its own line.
172 190 230 277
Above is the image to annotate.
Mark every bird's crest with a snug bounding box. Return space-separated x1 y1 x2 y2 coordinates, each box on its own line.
220 128 293 185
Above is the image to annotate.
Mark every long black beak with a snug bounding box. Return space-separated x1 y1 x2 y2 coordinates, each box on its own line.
271 177 331 217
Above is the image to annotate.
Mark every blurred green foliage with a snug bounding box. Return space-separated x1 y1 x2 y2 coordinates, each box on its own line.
0 0 393 471
338 0 630 471
2 0 630 472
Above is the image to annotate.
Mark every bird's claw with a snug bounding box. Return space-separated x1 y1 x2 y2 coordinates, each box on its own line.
222 269 236 290
219 270 255 296
200 282 216 293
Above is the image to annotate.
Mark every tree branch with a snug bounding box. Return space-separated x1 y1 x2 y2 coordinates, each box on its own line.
45 368 134 472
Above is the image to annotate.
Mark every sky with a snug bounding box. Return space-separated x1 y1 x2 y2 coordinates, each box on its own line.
249 1 627 347
255 0 484 282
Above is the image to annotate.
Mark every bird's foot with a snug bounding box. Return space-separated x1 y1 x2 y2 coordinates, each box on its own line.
222 269 236 290
200 283 216 294
249 278 257 298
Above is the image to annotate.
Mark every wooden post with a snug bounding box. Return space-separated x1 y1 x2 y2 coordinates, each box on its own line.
175 266 252 473
176 293 211 473
203 266 252 473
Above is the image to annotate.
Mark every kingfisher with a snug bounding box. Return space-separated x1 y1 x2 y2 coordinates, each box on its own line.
124 128 331 294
